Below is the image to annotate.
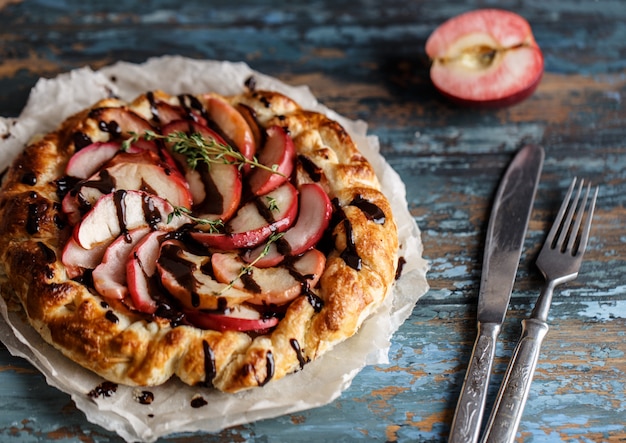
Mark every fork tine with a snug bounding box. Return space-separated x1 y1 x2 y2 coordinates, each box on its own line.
546 177 577 247
565 181 590 254
576 184 599 256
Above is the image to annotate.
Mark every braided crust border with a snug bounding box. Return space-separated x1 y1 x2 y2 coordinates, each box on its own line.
0 89 398 393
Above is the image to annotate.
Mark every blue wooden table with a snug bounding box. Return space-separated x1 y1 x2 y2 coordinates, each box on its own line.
1 1 625 441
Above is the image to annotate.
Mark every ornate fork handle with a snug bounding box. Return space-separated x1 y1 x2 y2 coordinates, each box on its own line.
449 322 500 443
481 287 552 443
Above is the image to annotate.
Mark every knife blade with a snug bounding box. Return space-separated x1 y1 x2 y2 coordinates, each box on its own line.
448 144 544 443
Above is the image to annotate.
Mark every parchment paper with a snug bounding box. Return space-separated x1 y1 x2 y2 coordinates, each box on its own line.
0 56 429 442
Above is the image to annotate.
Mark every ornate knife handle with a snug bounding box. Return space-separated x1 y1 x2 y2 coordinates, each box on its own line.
481 318 550 443
449 322 500 443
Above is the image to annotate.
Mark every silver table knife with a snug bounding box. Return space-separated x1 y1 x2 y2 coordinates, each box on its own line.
448 144 544 443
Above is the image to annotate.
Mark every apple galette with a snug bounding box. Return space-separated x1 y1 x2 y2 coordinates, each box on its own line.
0 85 398 392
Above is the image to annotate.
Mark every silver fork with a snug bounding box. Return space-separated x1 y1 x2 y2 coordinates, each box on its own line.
481 177 599 443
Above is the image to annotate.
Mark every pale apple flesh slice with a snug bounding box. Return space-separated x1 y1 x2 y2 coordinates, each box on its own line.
92 227 151 300
212 249 326 306
62 154 193 225
244 183 332 267
61 237 109 279
189 182 298 250
73 190 188 250
156 239 252 310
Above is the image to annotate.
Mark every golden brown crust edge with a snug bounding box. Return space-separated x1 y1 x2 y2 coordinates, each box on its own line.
0 89 398 393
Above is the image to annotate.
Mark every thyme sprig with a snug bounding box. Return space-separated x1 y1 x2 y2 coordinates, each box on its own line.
220 232 284 294
123 130 282 175
167 206 224 233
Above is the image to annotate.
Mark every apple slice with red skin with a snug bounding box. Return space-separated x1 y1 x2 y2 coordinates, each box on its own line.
200 93 257 167
235 103 264 153
156 239 252 310
74 190 188 250
126 230 167 313
425 9 544 107
183 304 279 333
66 142 141 179
62 153 192 225
244 183 332 268
92 226 151 300
212 248 326 306
161 119 243 220
89 106 154 139
190 182 298 250
247 125 296 196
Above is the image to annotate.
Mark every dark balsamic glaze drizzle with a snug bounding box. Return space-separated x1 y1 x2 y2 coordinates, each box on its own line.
244 75 257 91
98 119 121 136
72 131 93 150
289 338 309 370
20 171 37 186
260 351 275 386
202 340 216 387
340 218 362 271
141 193 163 231
37 241 56 263
146 91 160 125
157 242 200 307
241 270 262 293
395 256 406 281
178 94 210 124
113 190 130 242
55 176 80 201
305 290 324 313
297 155 323 182
26 198 47 235
73 169 116 208
190 395 208 408
105 310 119 324
350 194 385 224
193 162 224 215
88 381 118 399
135 390 154 405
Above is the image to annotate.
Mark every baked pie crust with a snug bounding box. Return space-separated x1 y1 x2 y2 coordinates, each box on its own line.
0 86 398 393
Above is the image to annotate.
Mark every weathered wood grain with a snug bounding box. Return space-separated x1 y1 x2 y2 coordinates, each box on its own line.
1 0 625 441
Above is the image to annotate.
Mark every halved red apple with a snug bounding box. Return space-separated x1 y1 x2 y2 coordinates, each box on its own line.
200 93 257 166
244 183 332 267
247 125 295 196
156 239 252 310
92 227 151 300
73 190 188 250
425 9 544 107
190 182 298 250
183 304 279 333
212 249 326 306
